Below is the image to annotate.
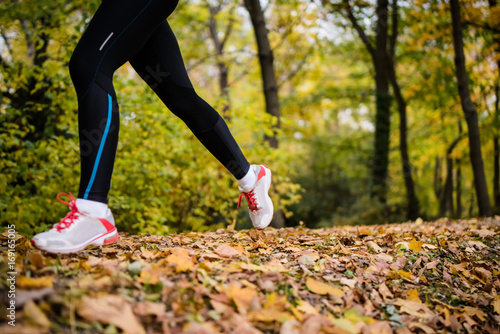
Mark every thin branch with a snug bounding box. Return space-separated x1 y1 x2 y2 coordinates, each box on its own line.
343 0 376 63
278 43 315 89
389 0 398 60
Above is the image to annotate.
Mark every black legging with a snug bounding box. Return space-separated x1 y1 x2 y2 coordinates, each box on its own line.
69 0 250 203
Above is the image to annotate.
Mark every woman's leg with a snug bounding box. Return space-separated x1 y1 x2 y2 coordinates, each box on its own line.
129 21 250 179
129 21 273 228
70 0 179 203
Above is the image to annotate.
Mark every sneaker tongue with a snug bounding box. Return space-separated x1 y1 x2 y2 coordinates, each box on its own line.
240 185 254 193
74 204 92 216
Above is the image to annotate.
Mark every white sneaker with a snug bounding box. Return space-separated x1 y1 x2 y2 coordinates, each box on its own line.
238 165 274 229
31 193 118 254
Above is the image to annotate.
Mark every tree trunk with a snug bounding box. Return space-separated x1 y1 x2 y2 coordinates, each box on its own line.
243 0 284 228
449 0 492 216
388 0 419 220
371 0 391 204
243 0 280 149
456 122 463 218
489 0 500 213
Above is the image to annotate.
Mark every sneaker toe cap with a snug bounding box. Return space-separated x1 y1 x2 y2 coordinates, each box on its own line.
253 213 273 229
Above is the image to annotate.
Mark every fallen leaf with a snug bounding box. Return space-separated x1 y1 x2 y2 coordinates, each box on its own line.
493 296 500 315
378 283 394 300
393 298 434 319
77 295 145 334
364 321 393 334
17 276 53 290
248 309 292 322
15 287 54 308
408 322 435 334
367 241 383 254
227 286 257 314
30 253 44 270
470 229 495 238
279 319 301 334
407 289 421 303
23 300 51 330
296 300 319 315
306 277 344 297
215 244 241 258
409 239 423 252
463 306 487 321
135 301 165 317
166 248 194 273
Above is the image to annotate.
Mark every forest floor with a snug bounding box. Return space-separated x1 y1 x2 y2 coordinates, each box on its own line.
1 218 499 334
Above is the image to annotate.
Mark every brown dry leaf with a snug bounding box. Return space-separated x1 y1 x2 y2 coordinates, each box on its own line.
279 319 301 334
134 301 166 317
306 277 344 297
390 257 407 271
409 239 423 252
15 287 54 308
470 229 496 238
264 259 287 272
215 243 241 258
378 283 393 300
408 322 435 334
76 295 145 334
166 248 194 273
363 321 393 334
30 253 44 270
367 241 383 254
23 300 51 330
182 322 217 334
17 276 53 290
393 298 434 319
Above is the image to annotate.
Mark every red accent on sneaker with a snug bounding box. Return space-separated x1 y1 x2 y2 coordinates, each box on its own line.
98 218 116 232
256 165 266 182
104 233 119 244
54 193 80 232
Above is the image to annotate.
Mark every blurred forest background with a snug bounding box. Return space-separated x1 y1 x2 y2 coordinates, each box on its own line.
1 0 499 237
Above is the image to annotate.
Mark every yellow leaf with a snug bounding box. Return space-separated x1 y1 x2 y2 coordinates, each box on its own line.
17 276 53 289
306 277 344 297
227 286 257 314
492 296 500 315
166 248 193 273
137 269 160 285
409 239 423 252
296 300 319 315
23 300 51 329
408 289 422 303
463 306 487 321
248 309 292 322
397 270 413 280
344 308 376 325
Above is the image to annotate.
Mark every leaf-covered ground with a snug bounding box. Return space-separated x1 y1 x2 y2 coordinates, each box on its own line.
1 218 500 334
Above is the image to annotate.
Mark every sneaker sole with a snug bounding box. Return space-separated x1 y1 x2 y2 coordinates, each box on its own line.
31 229 119 254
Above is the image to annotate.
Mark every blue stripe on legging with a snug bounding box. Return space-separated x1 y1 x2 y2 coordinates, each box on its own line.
84 93 112 199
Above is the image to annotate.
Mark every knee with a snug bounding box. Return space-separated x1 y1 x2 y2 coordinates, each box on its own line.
69 51 88 83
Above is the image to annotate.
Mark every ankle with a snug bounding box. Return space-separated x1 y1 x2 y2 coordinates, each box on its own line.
237 166 256 191
75 198 109 217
